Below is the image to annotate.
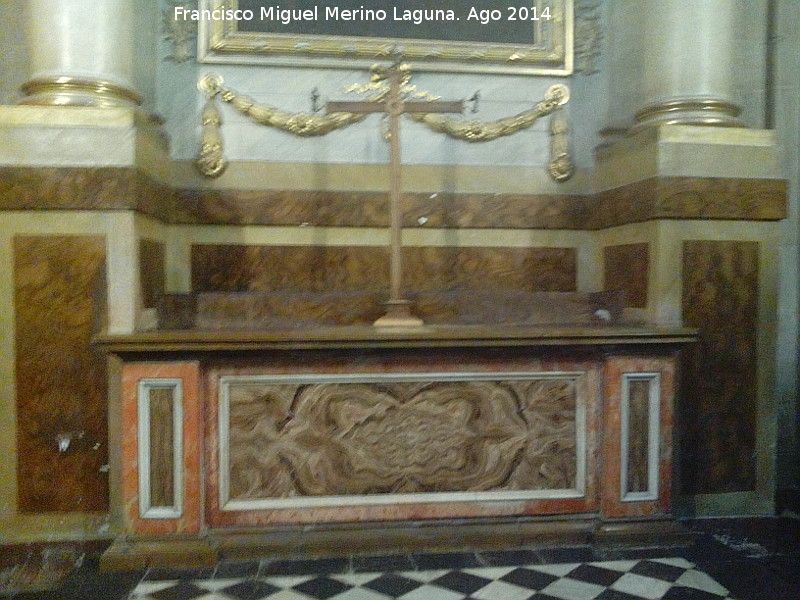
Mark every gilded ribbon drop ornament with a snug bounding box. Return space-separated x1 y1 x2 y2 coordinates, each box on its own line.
410 83 570 147
196 73 227 178
549 106 574 182
216 81 370 136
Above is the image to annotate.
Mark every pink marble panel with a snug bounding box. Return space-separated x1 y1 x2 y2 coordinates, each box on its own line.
601 356 676 519
121 362 202 535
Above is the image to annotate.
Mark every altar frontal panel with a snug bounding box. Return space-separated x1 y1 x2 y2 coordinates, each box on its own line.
209 369 597 525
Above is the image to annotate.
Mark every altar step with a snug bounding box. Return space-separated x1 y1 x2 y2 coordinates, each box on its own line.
101 518 692 572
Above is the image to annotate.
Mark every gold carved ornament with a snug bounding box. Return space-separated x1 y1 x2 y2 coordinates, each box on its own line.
196 69 573 181
409 83 569 143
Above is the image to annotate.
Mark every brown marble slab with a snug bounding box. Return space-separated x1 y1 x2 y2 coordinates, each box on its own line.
226 377 578 499
0 168 786 228
191 245 391 293
589 177 787 229
14 235 108 512
172 189 589 229
680 240 759 494
626 379 652 494
139 239 165 309
174 178 785 228
603 243 649 308
148 386 175 508
0 167 173 221
203 354 604 526
191 245 576 296
182 290 620 330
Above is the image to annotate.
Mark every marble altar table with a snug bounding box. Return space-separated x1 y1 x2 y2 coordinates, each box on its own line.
96 321 695 568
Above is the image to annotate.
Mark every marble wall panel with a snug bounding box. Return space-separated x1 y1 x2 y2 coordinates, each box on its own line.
133 172 174 222
402 247 577 293
189 245 576 326
191 245 391 294
191 245 576 295
225 378 578 499
172 190 589 229
148 387 175 508
601 357 675 519
139 239 165 309
173 190 389 227
174 178 784 228
588 177 786 230
121 362 203 535
681 240 760 494
626 379 652 494
603 243 649 308
181 289 617 329
0 169 785 230
656 178 787 220
14 235 108 512
0 167 173 221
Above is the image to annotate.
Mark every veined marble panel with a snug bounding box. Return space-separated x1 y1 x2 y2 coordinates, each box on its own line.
139 239 165 309
681 240 760 494
0 167 785 230
603 243 649 309
589 177 786 230
174 177 784 228
190 245 577 297
173 189 588 229
14 235 108 512
0 167 173 221
218 373 585 509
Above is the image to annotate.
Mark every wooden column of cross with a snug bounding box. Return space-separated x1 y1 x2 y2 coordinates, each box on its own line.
326 66 463 327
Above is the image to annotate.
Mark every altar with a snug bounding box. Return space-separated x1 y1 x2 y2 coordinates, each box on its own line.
96 289 695 568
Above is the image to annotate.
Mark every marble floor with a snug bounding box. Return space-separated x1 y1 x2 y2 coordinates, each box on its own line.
3 518 800 600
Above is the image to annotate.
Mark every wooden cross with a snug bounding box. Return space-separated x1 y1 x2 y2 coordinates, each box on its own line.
327 65 463 327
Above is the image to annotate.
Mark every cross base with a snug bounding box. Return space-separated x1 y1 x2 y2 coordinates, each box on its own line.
373 299 425 328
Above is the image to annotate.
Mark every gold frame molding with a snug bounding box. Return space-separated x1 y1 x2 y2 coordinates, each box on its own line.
198 0 573 75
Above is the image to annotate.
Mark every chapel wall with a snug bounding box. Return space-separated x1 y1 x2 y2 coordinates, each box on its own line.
0 0 796 544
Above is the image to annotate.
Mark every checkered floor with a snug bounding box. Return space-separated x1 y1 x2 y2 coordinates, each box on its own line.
130 558 735 600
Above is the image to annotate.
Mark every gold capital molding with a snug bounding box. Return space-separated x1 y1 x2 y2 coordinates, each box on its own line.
19 76 142 108
632 98 744 132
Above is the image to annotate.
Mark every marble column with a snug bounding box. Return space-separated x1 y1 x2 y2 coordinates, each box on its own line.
19 0 140 107
632 0 742 131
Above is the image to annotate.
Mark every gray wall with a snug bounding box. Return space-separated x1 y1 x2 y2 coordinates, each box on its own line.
0 0 29 105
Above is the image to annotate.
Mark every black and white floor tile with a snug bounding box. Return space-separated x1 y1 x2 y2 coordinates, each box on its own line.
129 557 736 600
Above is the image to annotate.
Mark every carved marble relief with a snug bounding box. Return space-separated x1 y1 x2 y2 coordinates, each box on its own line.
224 376 579 501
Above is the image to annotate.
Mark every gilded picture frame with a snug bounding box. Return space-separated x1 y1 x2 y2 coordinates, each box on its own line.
197 0 573 75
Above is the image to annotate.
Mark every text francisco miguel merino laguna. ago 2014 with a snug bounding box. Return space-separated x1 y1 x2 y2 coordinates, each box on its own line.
174 4 554 26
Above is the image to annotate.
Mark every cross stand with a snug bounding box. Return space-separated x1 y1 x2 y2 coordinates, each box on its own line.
326 65 463 327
